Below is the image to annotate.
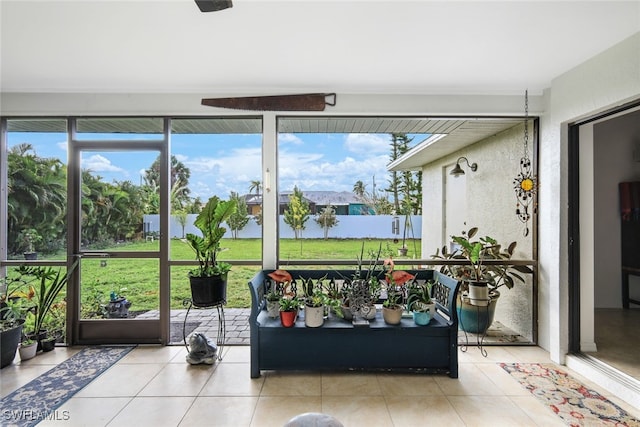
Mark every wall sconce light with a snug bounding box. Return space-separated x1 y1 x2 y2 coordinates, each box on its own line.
195 0 233 12
450 157 478 177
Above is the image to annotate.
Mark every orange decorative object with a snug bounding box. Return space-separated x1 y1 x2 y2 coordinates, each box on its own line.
390 270 415 285
267 269 292 283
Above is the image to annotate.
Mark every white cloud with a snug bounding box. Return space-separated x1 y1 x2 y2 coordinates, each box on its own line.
83 154 127 174
344 133 389 155
278 133 303 145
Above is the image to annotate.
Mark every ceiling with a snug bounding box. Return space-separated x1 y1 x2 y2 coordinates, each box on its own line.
1 1 638 96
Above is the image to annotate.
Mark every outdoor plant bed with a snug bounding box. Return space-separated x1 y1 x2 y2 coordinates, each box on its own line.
248 269 460 378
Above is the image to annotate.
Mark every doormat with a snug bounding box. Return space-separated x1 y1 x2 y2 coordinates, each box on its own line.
169 321 200 344
500 362 640 426
0 346 134 427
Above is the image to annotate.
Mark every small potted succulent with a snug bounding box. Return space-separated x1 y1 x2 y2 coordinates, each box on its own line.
406 280 434 326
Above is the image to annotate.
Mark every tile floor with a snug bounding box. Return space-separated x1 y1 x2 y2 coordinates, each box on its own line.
2 344 640 427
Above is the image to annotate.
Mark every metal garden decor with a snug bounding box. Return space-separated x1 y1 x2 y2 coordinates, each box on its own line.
513 90 537 236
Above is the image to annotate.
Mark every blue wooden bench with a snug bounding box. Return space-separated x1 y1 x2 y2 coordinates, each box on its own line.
248 269 460 378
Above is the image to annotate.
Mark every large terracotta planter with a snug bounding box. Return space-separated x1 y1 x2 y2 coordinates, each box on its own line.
189 274 227 307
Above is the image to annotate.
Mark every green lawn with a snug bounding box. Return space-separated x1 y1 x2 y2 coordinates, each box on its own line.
18 238 421 315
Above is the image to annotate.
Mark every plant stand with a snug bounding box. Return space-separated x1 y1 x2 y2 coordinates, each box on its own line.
182 299 225 362
458 294 490 357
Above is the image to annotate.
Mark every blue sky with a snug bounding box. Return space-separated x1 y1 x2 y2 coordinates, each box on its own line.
8 131 426 201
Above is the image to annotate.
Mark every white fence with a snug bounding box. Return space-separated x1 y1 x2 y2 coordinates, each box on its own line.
143 214 422 240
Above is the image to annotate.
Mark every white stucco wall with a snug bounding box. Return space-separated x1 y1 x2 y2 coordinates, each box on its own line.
542 32 640 362
421 123 535 340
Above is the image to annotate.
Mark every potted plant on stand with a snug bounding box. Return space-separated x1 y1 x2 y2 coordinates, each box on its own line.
432 226 533 334
186 196 238 307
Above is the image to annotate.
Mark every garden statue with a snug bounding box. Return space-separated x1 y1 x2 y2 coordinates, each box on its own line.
185 332 217 365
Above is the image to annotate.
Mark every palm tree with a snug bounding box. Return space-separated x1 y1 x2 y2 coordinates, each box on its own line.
353 180 366 198
249 180 262 195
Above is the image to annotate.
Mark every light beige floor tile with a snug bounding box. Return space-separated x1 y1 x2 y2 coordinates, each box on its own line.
0 364 57 397
139 362 215 396
502 346 554 363
219 345 251 363
179 396 258 427
376 372 444 396
385 395 465 426
23 347 81 365
75 363 165 397
119 345 183 364
321 373 382 396
434 363 504 396
508 396 566 427
106 396 195 427
458 345 519 364
476 362 531 395
260 371 322 396
448 395 538 427
199 363 264 396
251 396 321 427
321 395 392 427
37 397 132 427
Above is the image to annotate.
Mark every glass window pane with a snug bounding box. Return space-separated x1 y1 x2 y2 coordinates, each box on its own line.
6 119 68 260
276 124 427 263
80 150 159 249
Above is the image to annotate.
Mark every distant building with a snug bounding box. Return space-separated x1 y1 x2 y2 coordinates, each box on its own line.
243 190 372 216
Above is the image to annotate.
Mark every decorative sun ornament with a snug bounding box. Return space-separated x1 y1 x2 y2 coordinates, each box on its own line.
513 90 537 237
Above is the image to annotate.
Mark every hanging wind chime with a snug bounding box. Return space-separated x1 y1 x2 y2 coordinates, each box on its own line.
513 90 537 236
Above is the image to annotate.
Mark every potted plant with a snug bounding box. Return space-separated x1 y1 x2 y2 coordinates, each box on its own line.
18 259 79 349
278 296 301 328
1 274 34 368
303 287 326 328
186 195 237 307
406 280 435 326
17 228 42 260
381 258 414 325
266 270 292 318
19 337 37 360
432 226 533 334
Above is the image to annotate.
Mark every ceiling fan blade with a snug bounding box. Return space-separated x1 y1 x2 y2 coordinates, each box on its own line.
201 93 337 111
195 0 233 12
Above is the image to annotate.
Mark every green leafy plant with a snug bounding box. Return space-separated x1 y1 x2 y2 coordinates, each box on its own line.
406 280 433 312
17 228 42 253
279 296 302 312
185 195 237 278
432 226 533 291
17 258 79 335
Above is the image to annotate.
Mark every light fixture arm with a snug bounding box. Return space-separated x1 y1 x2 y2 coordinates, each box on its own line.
457 157 478 172
450 156 478 176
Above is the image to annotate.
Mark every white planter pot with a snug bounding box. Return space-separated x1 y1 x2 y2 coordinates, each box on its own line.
305 305 325 328
468 282 489 306
266 300 280 318
19 342 37 361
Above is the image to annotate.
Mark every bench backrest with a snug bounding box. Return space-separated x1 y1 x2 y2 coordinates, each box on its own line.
248 269 460 325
